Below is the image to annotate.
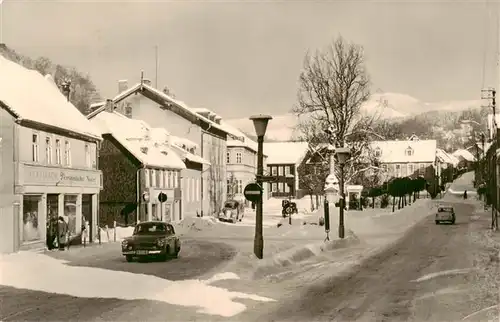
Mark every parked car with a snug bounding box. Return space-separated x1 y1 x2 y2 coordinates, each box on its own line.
435 205 455 225
121 221 180 262
219 200 243 223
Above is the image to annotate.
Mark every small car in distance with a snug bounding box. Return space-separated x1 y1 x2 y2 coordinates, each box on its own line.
121 221 180 262
435 205 456 225
218 200 243 223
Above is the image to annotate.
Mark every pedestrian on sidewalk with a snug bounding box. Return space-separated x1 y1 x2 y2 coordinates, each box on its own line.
46 216 58 250
463 190 468 200
57 216 69 250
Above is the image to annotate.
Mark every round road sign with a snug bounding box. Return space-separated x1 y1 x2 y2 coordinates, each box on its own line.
158 192 168 203
244 182 263 203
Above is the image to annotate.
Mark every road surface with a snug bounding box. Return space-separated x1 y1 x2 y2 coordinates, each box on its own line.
0 239 236 321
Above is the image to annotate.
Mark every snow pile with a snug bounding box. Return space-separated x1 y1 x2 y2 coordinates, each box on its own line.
98 226 134 243
0 252 274 317
174 216 218 235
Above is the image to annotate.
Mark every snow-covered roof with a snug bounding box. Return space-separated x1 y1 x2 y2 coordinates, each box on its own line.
0 55 102 140
264 141 309 165
87 82 242 139
452 149 476 162
436 148 458 166
370 139 437 163
170 144 210 165
90 111 186 169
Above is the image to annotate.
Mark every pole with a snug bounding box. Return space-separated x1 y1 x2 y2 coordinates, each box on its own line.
254 135 264 259
339 164 345 239
493 90 498 230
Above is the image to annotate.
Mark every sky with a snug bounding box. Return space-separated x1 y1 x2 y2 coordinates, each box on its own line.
1 0 499 119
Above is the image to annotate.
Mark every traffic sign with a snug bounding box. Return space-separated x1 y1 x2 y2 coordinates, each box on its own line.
244 183 263 203
158 192 168 203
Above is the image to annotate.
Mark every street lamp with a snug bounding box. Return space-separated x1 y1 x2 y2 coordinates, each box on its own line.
335 147 351 239
249 114 272 259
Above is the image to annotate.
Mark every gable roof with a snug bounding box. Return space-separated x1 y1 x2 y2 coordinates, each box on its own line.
90 111 186 169
86 82 242 139
370 139 437 163
0 55 101 140
452 149 476 162
264 141 309 165
436 148 459 166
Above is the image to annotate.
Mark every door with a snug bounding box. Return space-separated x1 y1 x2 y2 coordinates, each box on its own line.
82 194 93 242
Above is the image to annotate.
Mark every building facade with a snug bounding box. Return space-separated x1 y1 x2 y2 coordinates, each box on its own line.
0 56 102 253
90 110 187 226
88 79 240 216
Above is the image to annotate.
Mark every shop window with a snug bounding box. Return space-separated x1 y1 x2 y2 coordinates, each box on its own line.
32 133 39 162
22 195 41 243
64 140 71 166
45 137 52 164
55 139 62 164
64 195 78 235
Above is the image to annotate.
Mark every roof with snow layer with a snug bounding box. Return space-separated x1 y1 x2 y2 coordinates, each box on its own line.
264 141 309 165
86 82 242 139
0 55 102 140
452 149 476 162
370 139 437 163
90 111 187 169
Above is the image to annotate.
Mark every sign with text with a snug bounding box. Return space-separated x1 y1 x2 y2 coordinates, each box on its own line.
20 164 101 188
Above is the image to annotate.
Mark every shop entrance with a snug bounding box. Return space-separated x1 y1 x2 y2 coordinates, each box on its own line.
82 194 93 242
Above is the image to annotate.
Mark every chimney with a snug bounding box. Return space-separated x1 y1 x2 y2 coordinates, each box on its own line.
118 80 128 94
143 78 152 86
214 116 222 125
140 146 149 154
104 99 114 113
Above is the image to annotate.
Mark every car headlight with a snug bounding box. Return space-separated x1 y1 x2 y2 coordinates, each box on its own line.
157 238 166 247
121 240 128 247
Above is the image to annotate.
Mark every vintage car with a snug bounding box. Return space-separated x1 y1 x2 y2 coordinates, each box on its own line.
121 221 180 262
218 200 243 223
435 205 456 225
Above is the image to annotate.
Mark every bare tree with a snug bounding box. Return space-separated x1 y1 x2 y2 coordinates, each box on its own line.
293 36 380 185
226 172 238 199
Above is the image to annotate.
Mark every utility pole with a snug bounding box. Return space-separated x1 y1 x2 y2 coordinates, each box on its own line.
483 87 497 230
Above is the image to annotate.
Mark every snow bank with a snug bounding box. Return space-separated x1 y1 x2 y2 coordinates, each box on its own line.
0 252 274 317
98 226 134 243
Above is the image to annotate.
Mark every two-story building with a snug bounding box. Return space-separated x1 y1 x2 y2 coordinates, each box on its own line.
90 105 188 226
264 141 309 198
0 56 102 253
87 78 242 216
223 122 269 204
370 135 437 181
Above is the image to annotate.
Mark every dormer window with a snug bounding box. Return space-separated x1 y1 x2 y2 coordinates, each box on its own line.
374 148 382 157
405 147 414 156
140 146 148 154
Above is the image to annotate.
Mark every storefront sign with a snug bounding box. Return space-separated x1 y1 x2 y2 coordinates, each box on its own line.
20 164 101 188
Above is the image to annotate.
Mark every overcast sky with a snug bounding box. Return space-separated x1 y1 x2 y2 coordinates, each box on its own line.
1 0 499 118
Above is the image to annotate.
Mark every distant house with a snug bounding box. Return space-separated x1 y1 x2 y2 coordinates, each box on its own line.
0 56 102 253
370 135 437 181
264 141 309 198
452 149 476 169
223 122 269 204
90 107 188 226
88 79 242 216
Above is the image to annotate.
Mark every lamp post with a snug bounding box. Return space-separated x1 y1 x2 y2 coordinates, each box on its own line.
335 147 351 239
249 114 272 259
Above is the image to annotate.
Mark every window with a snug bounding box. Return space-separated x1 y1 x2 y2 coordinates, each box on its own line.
23 195 41 242
163 171 168 188
45 137 52 164
419 163 425 174
156 170 161 187
236 152 242 164
195 178 199 201
284 183 290 193
226 152 231 164
84 144 91 167
64 195 78 235
278 166 284 176
159 170 164 188
227 180 231 194
382 164 388 172
284 166 290 176
55 139 62 164
396 164 401 177
375 148 382 157
237 180 243 194
271 166 277 176
272 183 277 192
405 147 414 156
144 169 150 187
191 178 195 201
151 169 156 187
32 133 39 162
408 163 414 175
64 140 71 166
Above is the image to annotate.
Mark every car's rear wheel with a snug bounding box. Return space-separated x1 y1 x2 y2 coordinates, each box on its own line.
125 255 133 262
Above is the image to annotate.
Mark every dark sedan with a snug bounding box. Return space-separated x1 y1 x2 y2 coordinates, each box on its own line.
121 221 181 262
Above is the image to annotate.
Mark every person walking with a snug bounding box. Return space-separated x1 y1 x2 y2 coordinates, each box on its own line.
464 190 468 200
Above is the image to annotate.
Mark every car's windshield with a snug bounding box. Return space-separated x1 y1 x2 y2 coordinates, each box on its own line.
224 201 237 208
134 222 167 235
438 207 453 212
